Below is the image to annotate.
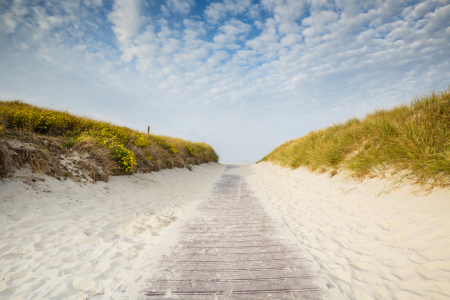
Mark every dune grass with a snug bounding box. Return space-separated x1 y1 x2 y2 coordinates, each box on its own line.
0 101 218 180
260 87 450 186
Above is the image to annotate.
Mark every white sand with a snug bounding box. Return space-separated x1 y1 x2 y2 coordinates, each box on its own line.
237 162 450 300
0 163 224 300
2 162 450 299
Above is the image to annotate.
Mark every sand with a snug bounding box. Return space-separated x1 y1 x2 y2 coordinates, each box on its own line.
1 162 450 299
239 162 450 300
0 163 224 299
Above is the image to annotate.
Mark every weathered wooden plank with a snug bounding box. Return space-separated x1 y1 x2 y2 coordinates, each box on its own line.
114 171 345 299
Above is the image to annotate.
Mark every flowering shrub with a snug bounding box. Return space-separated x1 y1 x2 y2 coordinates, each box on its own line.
134 135 151 147
109 145 136 173
185 144 194 156
10 107 75 132
167 143 177 154
87 126 130 145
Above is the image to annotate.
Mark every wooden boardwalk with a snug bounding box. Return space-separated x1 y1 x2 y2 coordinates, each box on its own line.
115 168 344 299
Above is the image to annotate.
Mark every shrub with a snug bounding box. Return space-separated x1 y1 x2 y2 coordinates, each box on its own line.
109 145 136 173
185 144 195 156
167 143 177 154
134 135 151 147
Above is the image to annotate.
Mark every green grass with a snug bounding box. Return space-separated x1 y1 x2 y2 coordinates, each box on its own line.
260 87 450 186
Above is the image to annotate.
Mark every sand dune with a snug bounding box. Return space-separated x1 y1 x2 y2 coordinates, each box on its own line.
239 162 450 300
0 163 224 299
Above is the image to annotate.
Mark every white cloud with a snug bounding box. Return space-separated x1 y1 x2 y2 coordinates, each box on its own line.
246 18 280 54
160 5 170 17
420 4 450 35
302 10 339 39
248 4 261 19
207 50 229 66
212 19 251 50
167 0 194 14
83 0 103 7
183 19 206 39
0 1 28 34
0 12 17 34
402 0 437 21
33 6 64 32
108 0 147 47
220 19 251 36
205 0 252 23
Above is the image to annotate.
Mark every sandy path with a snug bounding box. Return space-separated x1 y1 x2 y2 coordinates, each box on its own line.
113 165 344 299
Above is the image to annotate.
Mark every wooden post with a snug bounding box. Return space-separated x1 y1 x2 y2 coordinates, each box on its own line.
147 126 150 135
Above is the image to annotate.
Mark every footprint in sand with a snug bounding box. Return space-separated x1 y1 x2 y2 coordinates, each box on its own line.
7 213 27 221
77 250 94 260
72 233 98 244
0 286 18 298
34 241 52 251
19 218 42 229
8 270 29 281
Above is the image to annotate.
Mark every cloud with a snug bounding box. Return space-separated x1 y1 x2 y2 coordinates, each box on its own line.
213 19 251 47
160 5 170 17
167 0 194 14
183 18 206 38
33 6 64 32
246 18 280 54
84 0 103 7
420 4 450 35
0 1 28 34
205 0 252 23
220 19 251 36
108 0 147 47
247 4 261 19
0 11 18 34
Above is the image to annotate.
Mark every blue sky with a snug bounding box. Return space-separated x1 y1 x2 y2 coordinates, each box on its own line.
0 0 449 162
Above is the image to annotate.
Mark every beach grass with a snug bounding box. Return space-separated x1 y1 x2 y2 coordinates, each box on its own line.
0 101 218 180
260 87 450 186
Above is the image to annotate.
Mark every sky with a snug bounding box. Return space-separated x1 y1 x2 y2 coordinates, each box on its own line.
0 0 449 163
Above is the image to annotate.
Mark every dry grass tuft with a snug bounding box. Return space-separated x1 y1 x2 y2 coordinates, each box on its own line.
261 87 450 187
72 140 115 181
21 146 62 176
0 141 12 177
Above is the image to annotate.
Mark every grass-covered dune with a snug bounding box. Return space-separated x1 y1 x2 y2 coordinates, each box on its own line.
0 101 218 181
260 87 450 187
